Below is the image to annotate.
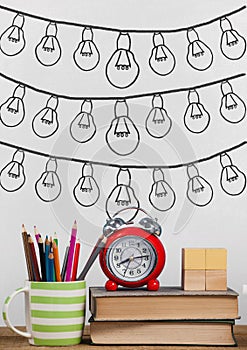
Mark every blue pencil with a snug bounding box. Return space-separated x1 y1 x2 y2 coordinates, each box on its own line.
47 252 55 282
45 236 50 281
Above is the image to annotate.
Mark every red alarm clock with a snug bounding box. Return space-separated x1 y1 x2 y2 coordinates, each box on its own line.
99 208 166 291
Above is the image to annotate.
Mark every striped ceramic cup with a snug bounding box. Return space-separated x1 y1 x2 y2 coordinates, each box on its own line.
2 280 86 346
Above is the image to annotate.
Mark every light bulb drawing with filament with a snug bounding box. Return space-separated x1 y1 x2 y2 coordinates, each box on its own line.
73 163 100 207
149 168 176 212
32 96 59 138
187 164 213 207
106 100 140 156
220 17 246 60
184 89 210 134
186 28 213 71
220 81 246 124
106 168 140 222
0 85 25 127
149 32 176 76
0 150 26 192
145 94 172 138
35 158 61 202
70 100 96 143
0 14 25 56
220 153 246 196
73 27 100 71
106 32 140 89
35 22 61 66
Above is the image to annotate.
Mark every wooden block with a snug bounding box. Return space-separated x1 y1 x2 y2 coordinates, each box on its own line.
182 248 206 270
182 270 205 291
206 270 227 291
206 249 227 270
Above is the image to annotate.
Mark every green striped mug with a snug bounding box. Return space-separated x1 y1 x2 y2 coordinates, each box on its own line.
2 280 86 346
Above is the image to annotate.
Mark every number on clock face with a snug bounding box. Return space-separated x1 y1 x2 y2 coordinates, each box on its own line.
106 235 157 282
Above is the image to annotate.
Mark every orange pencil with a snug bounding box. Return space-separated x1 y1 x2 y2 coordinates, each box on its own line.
52 241 61 282
28 235 41 281
71 239 80 281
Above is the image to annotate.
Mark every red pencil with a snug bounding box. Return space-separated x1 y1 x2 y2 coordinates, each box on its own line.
71 239 80 281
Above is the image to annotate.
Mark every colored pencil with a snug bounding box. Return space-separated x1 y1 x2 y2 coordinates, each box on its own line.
38 236 46 281
61 246 69 281
28 235 41 282
65 221 77 282
53 232 58 246
21 224 33 281
52 241 61 282
47 252 55 282
77 235 107 281
34 226 40 244
71 239 80 281
45 236 50 281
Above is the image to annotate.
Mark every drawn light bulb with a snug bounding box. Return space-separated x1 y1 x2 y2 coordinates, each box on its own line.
145 94 172 138
0 85 25 127
149 32 176 76
186 164 213 207
0 150 26 192
73 27 100 71
106 100 140 156
106 168 140 221
184 89 210 133
35 158 61 202
220 153 246 196
106 32 140 89
35 22 61 66
220 81 246 124
73 163 100 207
149 168 176 211
32 96 59 138
220 17 246 60
70 100 96 143
186 28 213 71
0 14 25 56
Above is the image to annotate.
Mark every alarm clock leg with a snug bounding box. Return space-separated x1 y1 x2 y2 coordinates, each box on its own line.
105 280 118 291
147 279 160 291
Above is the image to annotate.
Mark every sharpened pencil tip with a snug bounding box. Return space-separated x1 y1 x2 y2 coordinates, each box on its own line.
22 224 26 232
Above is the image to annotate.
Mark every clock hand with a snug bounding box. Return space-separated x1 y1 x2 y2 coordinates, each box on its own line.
119 255 150 265
132 255 149 260
124 258 132 276
119 257 132 265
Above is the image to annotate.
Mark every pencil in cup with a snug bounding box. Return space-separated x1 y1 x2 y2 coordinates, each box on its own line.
38 237 46 282
52 241 61 282
65 221 77 282
21 225 33 281
61 247 69 281
72 240 80 281
28 235 41 282
45 236 50 282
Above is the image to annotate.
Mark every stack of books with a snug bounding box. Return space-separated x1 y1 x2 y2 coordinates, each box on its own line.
89 286 239 345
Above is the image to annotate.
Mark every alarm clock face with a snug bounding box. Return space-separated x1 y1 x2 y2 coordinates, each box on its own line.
106 235 157 282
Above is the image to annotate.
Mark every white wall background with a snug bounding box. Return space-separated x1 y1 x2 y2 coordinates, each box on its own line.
0 0 247 326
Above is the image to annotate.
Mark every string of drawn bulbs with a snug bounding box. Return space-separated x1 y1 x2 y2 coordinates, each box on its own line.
0 75 245 156
0 6 246 89
0 142 246 221
0 5 246 220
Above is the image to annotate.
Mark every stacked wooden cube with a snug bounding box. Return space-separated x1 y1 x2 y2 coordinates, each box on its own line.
182 248 227 291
